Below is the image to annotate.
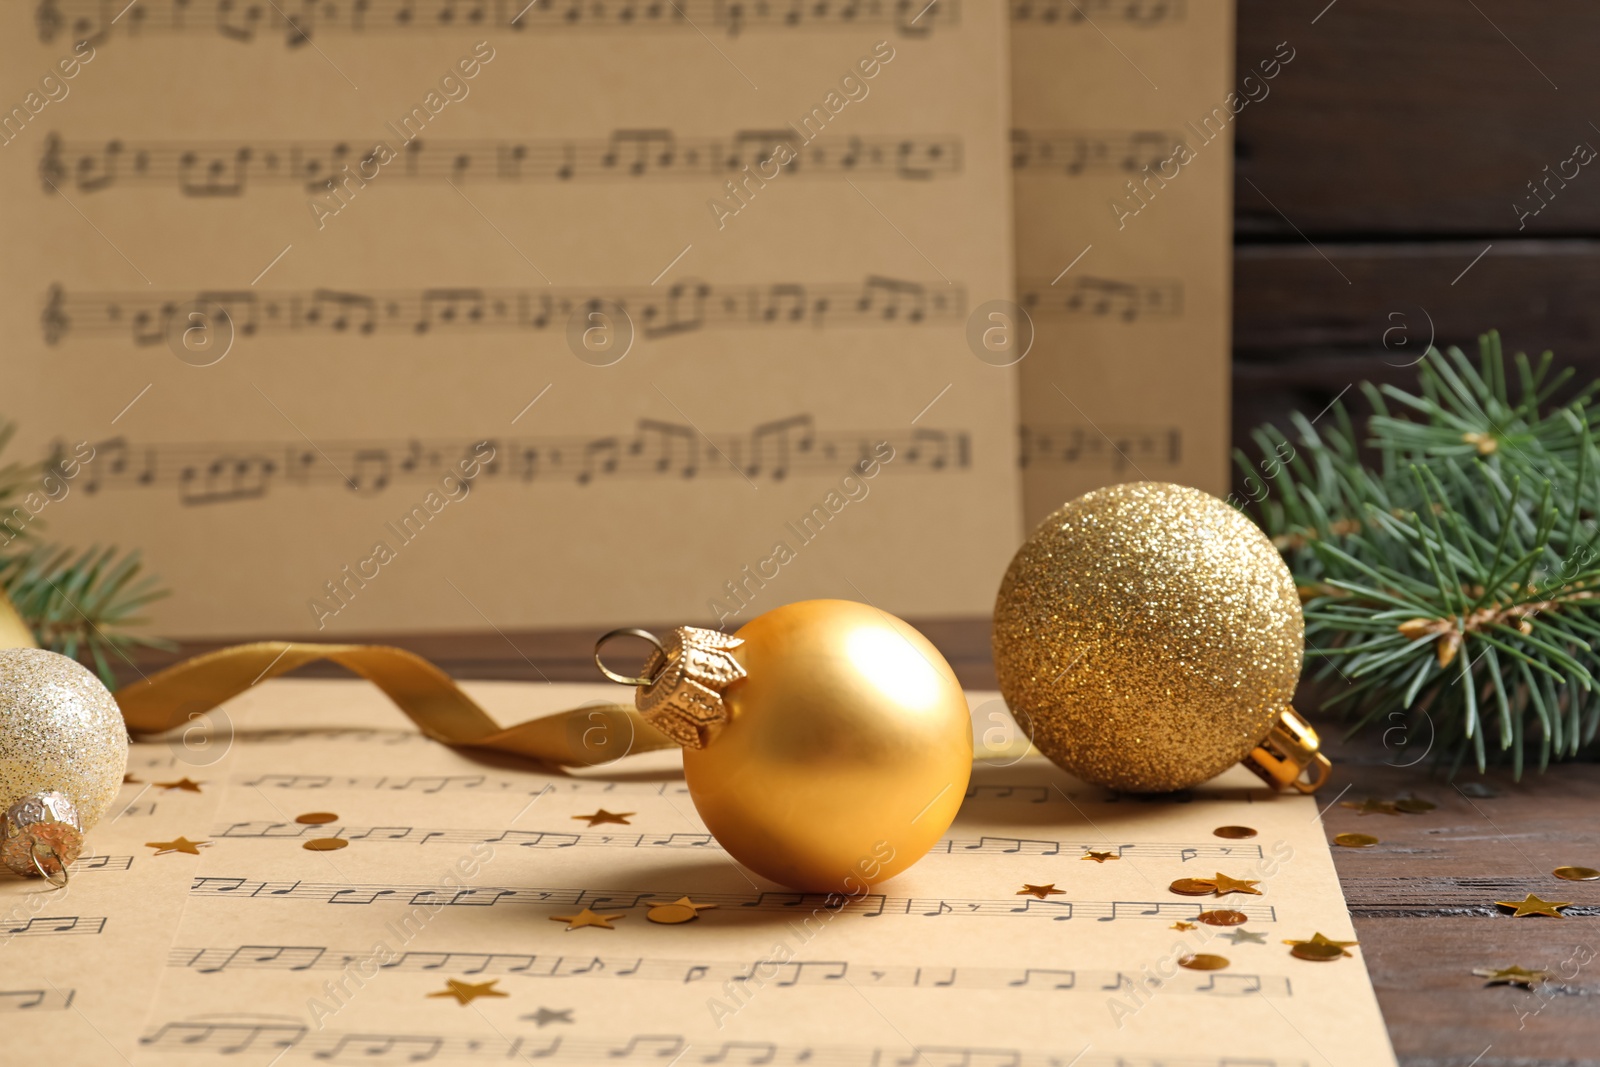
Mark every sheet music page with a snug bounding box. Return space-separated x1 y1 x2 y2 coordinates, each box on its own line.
0 680 1395 1064
1011 0 1235 526
0 730 230 1061
1 1 1020 636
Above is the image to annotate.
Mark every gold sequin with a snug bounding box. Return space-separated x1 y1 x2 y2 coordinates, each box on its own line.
1196 909 1249 927
993 483 1303 793
1178 954 1230 971
1334 833 1379 848
303 838 349 852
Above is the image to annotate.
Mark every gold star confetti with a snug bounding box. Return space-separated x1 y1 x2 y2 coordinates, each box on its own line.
1208 873 1262 897
1553 866 1600 881
154 777 204 793
427 979 508 1005
1283 933 1358 959
122 773 140 784
1473 965 1551 989
1495 893 1571 918
145 836 208 856
550 908 625 930
645 897 717 924
1341 798 1399 816
521 1007 573 1027
1334 833 1379 848
1017 883 1065 899
1222 928 1267 944
1081 851 1118 863
572 809 634 827
1170 921 1197 931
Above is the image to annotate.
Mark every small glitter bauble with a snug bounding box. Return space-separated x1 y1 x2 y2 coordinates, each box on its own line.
993 482 1303 793
0 648 128 873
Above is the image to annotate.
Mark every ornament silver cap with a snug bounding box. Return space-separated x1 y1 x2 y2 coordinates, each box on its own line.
1 790 83 886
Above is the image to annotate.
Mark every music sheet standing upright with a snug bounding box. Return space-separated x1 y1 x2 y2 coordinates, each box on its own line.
1011 0 1235 525
2 0 1020 636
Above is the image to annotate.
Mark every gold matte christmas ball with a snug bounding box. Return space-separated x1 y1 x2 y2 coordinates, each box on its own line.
993 482 1303 793
0 648 128 828
669 600 972 892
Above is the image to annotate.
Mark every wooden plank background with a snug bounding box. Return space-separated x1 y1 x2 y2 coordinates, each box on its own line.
1233 0 1600 478
1231 8 1600 1061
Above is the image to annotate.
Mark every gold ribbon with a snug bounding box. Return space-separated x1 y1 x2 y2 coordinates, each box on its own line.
112 641 676 768
0 556 667 765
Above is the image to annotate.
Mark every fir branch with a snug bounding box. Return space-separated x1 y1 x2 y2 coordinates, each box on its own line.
0 420 171 685
1241 332 1600 777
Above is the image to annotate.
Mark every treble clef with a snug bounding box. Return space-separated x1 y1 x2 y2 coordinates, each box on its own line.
35 0 61 43
41 284 69 345
39 133 66 193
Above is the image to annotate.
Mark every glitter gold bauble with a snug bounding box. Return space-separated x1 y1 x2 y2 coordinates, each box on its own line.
598 600 972 892
993 482 1329 794
0 648 129 878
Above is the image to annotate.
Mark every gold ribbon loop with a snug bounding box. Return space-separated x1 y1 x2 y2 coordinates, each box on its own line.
113 641 675 767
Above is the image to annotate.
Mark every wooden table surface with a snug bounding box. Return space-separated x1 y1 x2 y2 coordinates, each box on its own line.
124 619 1600 1066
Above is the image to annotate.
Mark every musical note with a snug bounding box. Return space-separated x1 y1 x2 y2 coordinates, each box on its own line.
1016 423 1181 471
858 276 931 323
140 1021 1301 1064
38 132 66 191
0 915 107 937
309 288 378 333
186 875 1276 925
168 941 1295 999
41 133 956 196
1010 129 1183 174
638 280 710 338
35 416 970 504
1009 969 1075 989
178 452 275 506
745 415 814 480
1010 0 1185 25
39 283 68 344
41 0 964 43
44 278 962 347
1018 275 1183 321
0 988 75 1011
632 420 699 479
213 819 1248 861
